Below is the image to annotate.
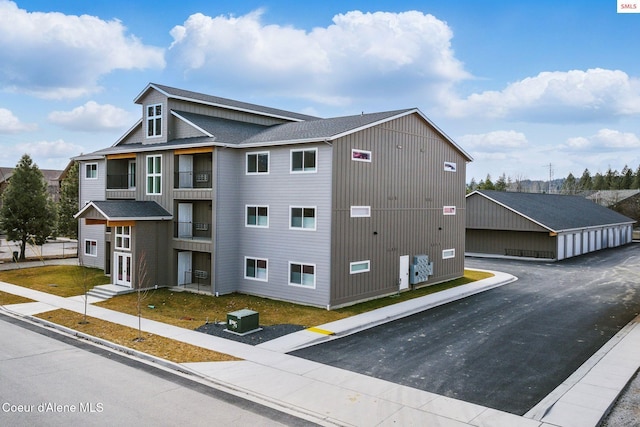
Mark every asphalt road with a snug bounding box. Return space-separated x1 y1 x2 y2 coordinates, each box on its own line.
0 314 315 427
291 244 640 416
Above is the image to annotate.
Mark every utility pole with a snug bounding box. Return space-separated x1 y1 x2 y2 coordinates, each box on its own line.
544 163 554 193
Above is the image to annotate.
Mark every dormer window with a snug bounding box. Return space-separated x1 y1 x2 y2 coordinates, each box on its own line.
147 104 162 137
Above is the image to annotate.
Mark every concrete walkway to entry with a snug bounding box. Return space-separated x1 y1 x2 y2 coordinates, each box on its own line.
1 263 639 426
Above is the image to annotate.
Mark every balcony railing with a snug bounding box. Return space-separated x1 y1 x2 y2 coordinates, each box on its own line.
107 174 135 190
174 170 212 189
174 221 212 240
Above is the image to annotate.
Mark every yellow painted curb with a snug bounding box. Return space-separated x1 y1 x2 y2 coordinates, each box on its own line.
306 327 335 335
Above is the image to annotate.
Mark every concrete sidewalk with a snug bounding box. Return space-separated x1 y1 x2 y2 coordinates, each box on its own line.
1 269 639 426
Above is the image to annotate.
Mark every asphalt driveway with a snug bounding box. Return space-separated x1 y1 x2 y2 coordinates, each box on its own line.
290 243 640 415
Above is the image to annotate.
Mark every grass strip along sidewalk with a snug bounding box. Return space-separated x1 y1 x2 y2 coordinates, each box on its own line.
0 266 493 363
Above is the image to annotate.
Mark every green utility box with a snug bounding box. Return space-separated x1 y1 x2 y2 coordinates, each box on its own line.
226 309 260 335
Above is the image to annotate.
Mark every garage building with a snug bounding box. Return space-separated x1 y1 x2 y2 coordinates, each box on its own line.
466 190 636 261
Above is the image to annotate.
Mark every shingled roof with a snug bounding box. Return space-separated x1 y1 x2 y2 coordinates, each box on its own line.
75 200 172 221
470 190 635 232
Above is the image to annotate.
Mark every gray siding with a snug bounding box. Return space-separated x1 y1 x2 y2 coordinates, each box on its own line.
168 98 296 127
133 221 170 287
78 159 106 269
466 229 556 258
466 194 549 231
214 143 333 307
330 114 467 307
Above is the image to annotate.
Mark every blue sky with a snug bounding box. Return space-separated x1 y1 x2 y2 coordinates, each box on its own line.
1 0 639 182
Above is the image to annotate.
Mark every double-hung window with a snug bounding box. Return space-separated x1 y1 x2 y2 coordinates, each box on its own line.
246 206 268 227
84 239 97 257
290 207 316 230
147 104 162 137
291 148 317 173
246 152 269 174
115 226 131 250
85 163 97 179
245 257 268 281
146 155 162 195
289 262 315 288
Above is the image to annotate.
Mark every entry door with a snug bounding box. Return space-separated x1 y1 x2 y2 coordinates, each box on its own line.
179 155 193 188
177 251 192 285
114 252 132 287
399 255 410 290
178 203 193 238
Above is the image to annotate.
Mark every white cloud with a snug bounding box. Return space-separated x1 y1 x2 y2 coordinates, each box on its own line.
458 130 528 152
0 108 37 133
446 68 640 122
564 129 640 151
0 1 165 99
16 139 83 160
48 101 133 132
168 10 470 107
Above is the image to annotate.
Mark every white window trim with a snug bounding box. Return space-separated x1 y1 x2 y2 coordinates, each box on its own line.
351 149 372 163
443 248 456 259
444 161 457 172
114 226 131 251
244 256 268 282
246 151 270 175
245 205 269 228
146 154 162 195
288 262 316 289
350 260 370 274
350 206 371 218
290 147 318 173
85 163 98 180
84 239 97 257
443 206 457 215
289 206 317 231
146 103 162 138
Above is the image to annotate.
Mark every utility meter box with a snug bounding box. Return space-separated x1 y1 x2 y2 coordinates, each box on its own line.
226 309 260 334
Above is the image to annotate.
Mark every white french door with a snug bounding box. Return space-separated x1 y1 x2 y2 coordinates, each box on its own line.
177 251 193 286
179 155 193 188
178 203 193 238
114 252 132 287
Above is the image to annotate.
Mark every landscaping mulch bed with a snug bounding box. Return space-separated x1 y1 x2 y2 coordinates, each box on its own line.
195 322 305 345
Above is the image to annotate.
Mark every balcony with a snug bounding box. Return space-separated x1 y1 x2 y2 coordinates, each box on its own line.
107 173 136 190
174 221 212 240
174 170 212 189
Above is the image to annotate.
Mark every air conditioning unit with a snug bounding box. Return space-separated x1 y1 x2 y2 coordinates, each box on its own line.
194 270 208 279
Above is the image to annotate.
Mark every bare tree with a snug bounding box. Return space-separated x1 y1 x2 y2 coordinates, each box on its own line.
73 258 92 324
134 251 150 342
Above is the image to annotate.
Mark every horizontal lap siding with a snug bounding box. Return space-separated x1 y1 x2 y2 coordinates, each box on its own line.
79 159 106 269
330 114 467 307
232 144 332 307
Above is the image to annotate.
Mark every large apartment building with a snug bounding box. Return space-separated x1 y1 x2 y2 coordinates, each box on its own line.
75 83 472 309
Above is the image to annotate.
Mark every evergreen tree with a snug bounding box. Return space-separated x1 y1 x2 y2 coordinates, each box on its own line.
578 168 592 191
480 174 495 190
633 165 640 189
604 168 619 189
494 173 508 191
620 165 633 190
57 162 79 239
561 173 578 194
592 173 606 190
0 154 55 260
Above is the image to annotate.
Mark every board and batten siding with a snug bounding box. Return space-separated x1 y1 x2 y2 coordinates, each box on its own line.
466 194 549 232
330 113 467 307
215 143 333 307
78 159 106 269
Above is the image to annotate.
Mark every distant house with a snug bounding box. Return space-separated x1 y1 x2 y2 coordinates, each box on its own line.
74 82 472 309
0 166 64 209
610 192 640 226
586 190 640 207
466 190 635 261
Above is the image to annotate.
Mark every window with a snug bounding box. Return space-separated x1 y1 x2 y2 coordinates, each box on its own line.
245 257 268 281
128 160 136 189
350 260 370 274
246 152 269 174
291 148 317 173
351 149 371 162
442 249 455 259
85 163 97 179
246 206 269 227
146 155 162 195
290 207 316 230
444 161 457 172
115 226 131 250
350 206 371 218
289 262 315 288
147 104 162 137
443 206 456 215
84 239 97 257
